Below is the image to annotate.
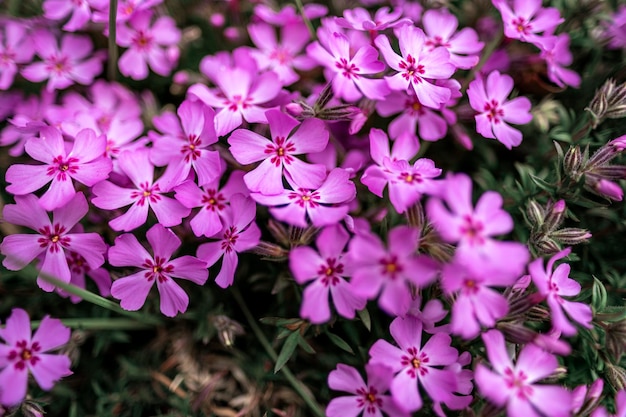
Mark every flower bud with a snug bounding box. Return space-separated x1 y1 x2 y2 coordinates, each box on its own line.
550 228 592 245
586 79 626 128
535 237 561 255
595 179 624 201
252 241 289 260
20 401 44 417
285 102 307 118
211 315 244 348
611 135 626 152
564 146 584 179
586 143 619 170
543 199 566 232
525 199 545 228
496 322 536 344
316 105 360 121
606 363 626 391
592 165 626 179
605 319 626 361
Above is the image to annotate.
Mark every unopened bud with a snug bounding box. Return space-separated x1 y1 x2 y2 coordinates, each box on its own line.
587 143 619 170
20 401 44 417
611 135 626 152
544 199 567 232
564 146 583 176
605 319 626 361
314 82 334 111
535 237 561 255
496 322 536 344
606 363 626 391
316 105 360 121
526 199 545 227
573 379 604 416
252 241 289 260
211 315 244 348
591 165 626 179
586 79 626 128
595 179 624 201
406 201 426 230
550 228 592 245
267 219 289 246
285 102 311 119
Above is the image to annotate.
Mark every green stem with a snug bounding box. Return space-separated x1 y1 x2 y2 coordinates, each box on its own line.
232 288 325 417
31 318 153 330
294 0 316 41
461 30 503 94
23 264 162 326
108 0 119 81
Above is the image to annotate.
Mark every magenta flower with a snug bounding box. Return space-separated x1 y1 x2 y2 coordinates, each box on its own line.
61 250 112 303
307 29 389 102
348 226 438 316
369 316 459 413
539 33 581 88
441 258 516 339
426 173 529 276
475 329 571 417
149 99 222 190
289 224 365 323
0 193 107 291
228 109 328 195
467 70 532 149
604 5 626 50
21 29 103 92
187 67 282 136
247 22 315 86
375 90 448 141
493 0 564 47
528 248 593 336
117 10 181 80
174 170 248 238
592 390 626 417
326 363 409 417
92 0 162 24
253 3 327 26
252 168 356 228
109 224 208 317
196 195 261 288
43 0 94 32
422 9 484 70
336 7 411 32
91 149 190 231
375 25 455 109
5 127 112 211
0 308 72 407
0 21 34 90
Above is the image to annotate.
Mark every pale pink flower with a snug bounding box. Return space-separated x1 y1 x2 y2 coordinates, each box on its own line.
21 29 103 92
375 25 455 109
109 224 208 317
43 0 95 31
5 127 112 211
0 309 72 406
539 33 581 88
92 0 163 24
493 0 564 47
0 21 34 90
253 3 328 26
336 7 412 32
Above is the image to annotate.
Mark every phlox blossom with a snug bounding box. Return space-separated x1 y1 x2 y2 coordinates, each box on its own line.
0 21 34 90
336 7 411 32
0 308 72 406
42 0 96 32
5 126 112 211
475 329 571 417
467 70 532 149
0 193 107 291
109 224 208 317
289 224 365 323
493 0 564 47
592 390 626 417
539 33 581 88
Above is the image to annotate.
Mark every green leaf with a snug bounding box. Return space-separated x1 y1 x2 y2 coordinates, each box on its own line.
326 332 354 354
274 331 299 373
298 335 316 354
592 276 608 311
357 308 371 331
596 306 626 322
529 174 554 192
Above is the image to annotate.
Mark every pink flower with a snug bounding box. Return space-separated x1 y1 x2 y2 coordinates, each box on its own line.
422 9 484 69
92 0 163 24
528 248 593 336
117 10 180 80
336 7 412 32
326 363 409 417
539 34 581 88
467 70 532 149
252 168 356 228
196 195 261 288
493 0 564 47
0 192 107 291
592 390 626 417
253 3 328 26
247 22 315 86
306 29 389 102
475 329 571 417
0 308 72 406
21 29 103 92
61 250 112 303
174 170 248 238
604 5 626 50
289 224 365 323
5 127 112 211
109 224 208 317
188 67 282 136
348 226 438 316
91 149 190 231
149 99 222 190
228 109 328 195
369 316 460 412
375 25 455 109
0 21 34 90
426 172 530 276
43 0 94 32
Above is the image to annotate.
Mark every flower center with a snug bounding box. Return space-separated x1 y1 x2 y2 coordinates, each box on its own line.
335 58 360 79
399 55 425 83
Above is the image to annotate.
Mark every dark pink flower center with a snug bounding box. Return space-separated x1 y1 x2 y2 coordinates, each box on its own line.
288 189 321 208
425 35 451 50
401 346 430 378
0 49 16 65
182 134 202 162
460 214 485 245
9 340 41 370
356 386 383 414
399 54 425 83
131 182 162 206
398 171 422 184
512 17 531 35
142 256 173 283
380 255 403 279
47 156 80 181
462 278 480 295
504 367 534 399
335 58 360 79
133 31 153 51
221 226 239 253
46 55 70 75
316 258 344 286
67 251 90 274
265 136 296 166
38 224 71 253
224 94 253 112
405 97 424 116
484 99 505 124
201 189 226 211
